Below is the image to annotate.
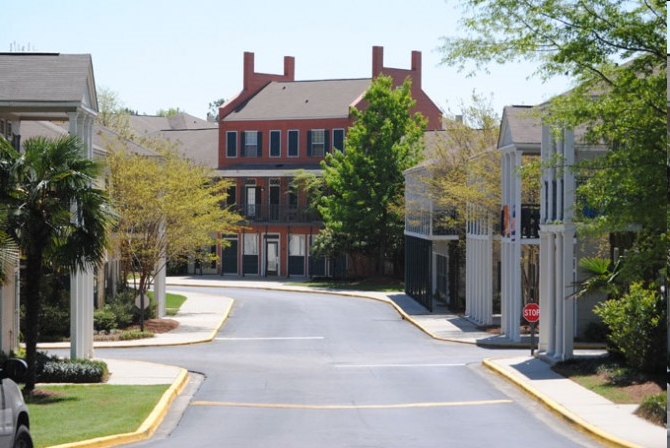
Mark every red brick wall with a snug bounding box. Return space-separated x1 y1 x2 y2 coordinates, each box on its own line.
219 117 352 168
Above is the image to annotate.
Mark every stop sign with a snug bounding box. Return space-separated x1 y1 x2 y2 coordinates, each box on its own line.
523 303 540 323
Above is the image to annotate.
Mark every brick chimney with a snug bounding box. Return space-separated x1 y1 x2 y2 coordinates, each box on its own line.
371 46 422 89
283 55 295 79
411 50 422 90
243 52 295 93
243 51 256 91
372 46 384 77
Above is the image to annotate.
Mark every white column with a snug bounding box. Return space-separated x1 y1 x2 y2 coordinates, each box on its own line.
561 225 575 359
155 254 167 318
465 239 472 317
154 219 167 317
554 232 564 358
509 150 523 342
538 230 550 354
500 151 512 336
69 110 95 359
70 266 94 359
486 233 493 325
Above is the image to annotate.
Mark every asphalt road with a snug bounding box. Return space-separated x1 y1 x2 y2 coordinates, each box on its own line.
86 287 605 447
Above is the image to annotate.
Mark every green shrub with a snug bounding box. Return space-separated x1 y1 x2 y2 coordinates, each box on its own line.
107 290 137 328
119 330 154 341
38 303 70 341
93 307 118 332
132 293 156 322
594 282 666 373
36 357 108 383
635 392 666 426
583 321 608 342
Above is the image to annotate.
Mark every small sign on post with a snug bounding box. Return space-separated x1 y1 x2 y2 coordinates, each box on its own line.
522 303 540 356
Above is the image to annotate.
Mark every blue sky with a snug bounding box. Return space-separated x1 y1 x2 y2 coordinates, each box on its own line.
4 0 577 119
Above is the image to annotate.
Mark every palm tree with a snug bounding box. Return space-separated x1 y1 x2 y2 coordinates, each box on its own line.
0 139 19 286
0 135 113 393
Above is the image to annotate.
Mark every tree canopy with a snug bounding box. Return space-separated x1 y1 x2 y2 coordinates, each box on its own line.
0 135 113 392
106 138 241 297
439 0 667 285
317 75 426 276
427 93 501 231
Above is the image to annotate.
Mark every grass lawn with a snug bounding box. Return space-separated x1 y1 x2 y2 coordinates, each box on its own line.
165 292 187 316
552 356 665 405
147 291 187 316
294 276 404 292
27 384 168 448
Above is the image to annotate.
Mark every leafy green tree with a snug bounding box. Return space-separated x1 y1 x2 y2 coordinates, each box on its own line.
0 231 18 286
208 98 226 121
439 0 666 368
106 139 241 303
439 0 666 286
0 139 19 286
155 107 183 117
96 87 133 138
0 135 113 393
428 93 501 231
319 75 426 276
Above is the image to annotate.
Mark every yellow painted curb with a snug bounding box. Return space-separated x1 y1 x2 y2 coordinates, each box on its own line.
482 358 642 448
46 368 190 448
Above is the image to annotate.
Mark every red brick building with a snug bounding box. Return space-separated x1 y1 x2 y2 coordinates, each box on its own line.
216 46 443 277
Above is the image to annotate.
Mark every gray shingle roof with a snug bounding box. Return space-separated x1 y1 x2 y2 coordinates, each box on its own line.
503 106 542 146
129 113 218 168
18 120 160 158
0 53 96 106
223 79 372 121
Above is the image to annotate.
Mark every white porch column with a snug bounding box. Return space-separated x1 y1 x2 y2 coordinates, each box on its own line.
154 218 167 317
538 230 552 355
0 262 19 354
68 111 95 359
154 254 167 318
554 232 564 357
501 149 522 342
561 225 575 360
484 233 493 325
501 151 512 336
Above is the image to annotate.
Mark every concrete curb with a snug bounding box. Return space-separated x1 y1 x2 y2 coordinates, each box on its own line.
46 368 190 448
482 358 642 448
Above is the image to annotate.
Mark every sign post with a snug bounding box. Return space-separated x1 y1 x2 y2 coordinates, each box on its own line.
522 303 540 356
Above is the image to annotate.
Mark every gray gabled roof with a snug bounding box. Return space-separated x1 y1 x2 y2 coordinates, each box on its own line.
0 53 97 119
129 112 218 168
18 120 160 159
223 79 372 121
498 106 542 150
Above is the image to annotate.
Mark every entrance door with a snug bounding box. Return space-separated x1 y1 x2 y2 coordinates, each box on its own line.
270 184 280 221
246 186 256 217
221 240 238 274
266 241 279 276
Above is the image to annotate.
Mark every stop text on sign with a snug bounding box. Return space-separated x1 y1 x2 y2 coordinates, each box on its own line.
522 303 540 323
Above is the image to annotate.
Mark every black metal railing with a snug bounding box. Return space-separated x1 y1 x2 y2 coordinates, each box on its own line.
232 204 321 224
500 204 540 239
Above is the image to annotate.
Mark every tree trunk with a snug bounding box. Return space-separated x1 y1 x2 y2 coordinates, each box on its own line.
23 249 43 394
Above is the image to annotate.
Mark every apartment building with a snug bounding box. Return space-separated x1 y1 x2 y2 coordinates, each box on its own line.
216 46 443 277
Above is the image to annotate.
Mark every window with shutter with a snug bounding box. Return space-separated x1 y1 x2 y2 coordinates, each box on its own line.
288 130 299 157
333 129 345 152
226 131 237 157
270 130 281 157
244 131 258 157
310 129 325 156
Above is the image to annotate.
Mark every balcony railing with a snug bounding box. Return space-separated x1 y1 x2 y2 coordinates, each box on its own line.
500 204 540 239
233 204 322 224
405 209 460 237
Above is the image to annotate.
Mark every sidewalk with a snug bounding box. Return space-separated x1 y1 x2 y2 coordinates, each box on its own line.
42 276 666 448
